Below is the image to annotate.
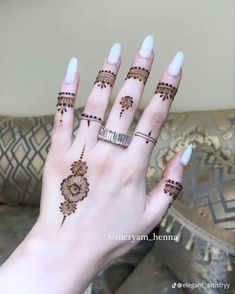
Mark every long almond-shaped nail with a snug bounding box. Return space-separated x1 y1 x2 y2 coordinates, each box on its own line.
139 35 154 58
181 144 193 166
108 43 121 64
168 52 184 76
65 57 78 84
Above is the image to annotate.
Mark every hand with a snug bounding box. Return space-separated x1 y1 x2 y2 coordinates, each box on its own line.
0 36 192 294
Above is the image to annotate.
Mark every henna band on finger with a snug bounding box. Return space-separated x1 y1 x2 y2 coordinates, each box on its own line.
94 70 116 89
125 66 150 84
81 113 104 127
162 178 183 200
56 95 76 122
134 131 157 145
155 82 178 101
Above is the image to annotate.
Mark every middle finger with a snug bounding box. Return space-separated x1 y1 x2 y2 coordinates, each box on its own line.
103 36 154 139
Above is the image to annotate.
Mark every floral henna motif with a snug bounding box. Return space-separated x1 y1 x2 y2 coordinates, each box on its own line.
60 175 89 202
119 96 133 118
59 145 89 226
94 70 116 89
70 160 87 175
155 82 177 101
125 66 150 84
163 179 183 200
56 94 75 122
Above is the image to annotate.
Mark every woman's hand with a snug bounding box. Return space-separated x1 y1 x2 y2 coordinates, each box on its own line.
0 36 192 294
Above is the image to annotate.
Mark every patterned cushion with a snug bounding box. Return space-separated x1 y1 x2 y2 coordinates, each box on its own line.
153 149 235 293
0 112 80 206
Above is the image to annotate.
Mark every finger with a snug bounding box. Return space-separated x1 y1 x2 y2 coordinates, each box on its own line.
143 144 193 226
51 57 79 153
72 43 121 148
104 36 153 139
129 52 184 164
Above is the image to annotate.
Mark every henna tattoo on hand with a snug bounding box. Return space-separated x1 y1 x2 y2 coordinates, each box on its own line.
59 145 89 226
134 131 157 145
119 96 133 118
94 70 116 89
155 82 177 101
56 93 75 122
163 179 183 200
81 113 104 127
125 66 150 84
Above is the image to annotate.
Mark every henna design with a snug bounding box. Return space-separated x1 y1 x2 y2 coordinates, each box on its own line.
134 131 157 145
59 145 89 226
58 92 76 97
56 96 75 122
81 113 104 127
94 70 116 89
119 96 133 118
125 66 150 84
155 82 177 101
163 179 183 201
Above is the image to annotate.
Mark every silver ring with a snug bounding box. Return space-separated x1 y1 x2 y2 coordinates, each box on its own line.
98 126 132 148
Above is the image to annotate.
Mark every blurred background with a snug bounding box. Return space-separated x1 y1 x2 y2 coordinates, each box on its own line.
0 0 234 116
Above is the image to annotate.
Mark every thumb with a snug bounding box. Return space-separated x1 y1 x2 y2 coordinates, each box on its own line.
143 144 193 226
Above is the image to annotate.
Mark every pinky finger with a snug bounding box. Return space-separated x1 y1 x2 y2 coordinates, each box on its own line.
143 144 193 226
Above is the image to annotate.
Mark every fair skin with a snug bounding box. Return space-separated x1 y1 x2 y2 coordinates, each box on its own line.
0 36 189 294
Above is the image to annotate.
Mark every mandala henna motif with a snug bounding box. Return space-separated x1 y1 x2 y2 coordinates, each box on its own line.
155 82 177 101
56 93 75 122
94 70 116 89
81 113 104 127
134 131 157 145
125 66 150 84
163 179 183 200
59 145 89 226
119 96 133 118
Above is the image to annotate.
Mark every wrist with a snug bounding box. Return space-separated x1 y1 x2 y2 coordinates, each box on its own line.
0 220 106 294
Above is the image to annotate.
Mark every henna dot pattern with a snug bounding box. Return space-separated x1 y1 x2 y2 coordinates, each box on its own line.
59 145 89 226
155 82 177 101
81 113 104 127
119 96 133 118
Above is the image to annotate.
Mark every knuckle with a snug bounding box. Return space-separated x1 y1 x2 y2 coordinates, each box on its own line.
148 111 167 129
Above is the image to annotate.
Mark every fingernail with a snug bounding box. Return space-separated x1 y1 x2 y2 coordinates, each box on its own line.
65 57 78 83
168 52 184 76
139 35 154 58
108 43 121 64
181 144 193 166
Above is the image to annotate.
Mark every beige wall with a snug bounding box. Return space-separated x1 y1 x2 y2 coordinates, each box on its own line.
0 0 234 116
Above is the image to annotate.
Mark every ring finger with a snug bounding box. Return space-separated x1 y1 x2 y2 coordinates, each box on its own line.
129 52 184 167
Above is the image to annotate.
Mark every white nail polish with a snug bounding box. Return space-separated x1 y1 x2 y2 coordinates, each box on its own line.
168 52 184 76
108 43 121 64
181 144 193 166
139 35 154 58
65 57 78 83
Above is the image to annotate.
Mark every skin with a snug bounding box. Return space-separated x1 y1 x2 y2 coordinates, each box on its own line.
0 44 185 294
